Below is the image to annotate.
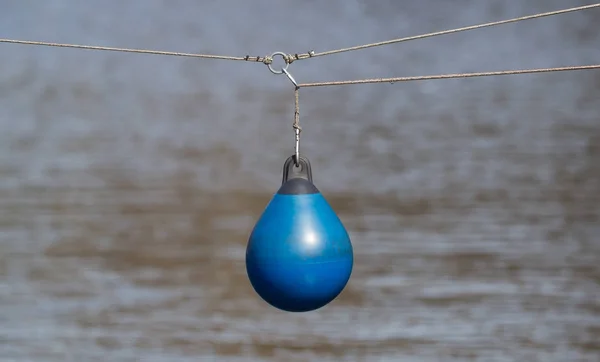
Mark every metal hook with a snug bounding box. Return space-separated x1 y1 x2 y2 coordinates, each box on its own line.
282 68 298 88
267 51 298 87
294 127 300 166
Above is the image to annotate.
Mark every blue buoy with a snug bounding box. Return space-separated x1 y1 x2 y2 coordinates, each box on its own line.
246 155 354 312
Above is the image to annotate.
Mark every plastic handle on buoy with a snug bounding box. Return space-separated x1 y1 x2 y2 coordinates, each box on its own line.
281 155 313 184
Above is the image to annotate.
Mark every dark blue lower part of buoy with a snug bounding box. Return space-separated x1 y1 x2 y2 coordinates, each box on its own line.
247 258 352 312
246 192 353 312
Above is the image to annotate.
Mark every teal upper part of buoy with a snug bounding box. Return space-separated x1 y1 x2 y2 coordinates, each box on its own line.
245 155 353 312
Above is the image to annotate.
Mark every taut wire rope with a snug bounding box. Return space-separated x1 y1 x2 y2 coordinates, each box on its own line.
0 38 271 64
1 4 598 70
297 65 600 88
289 3 600 62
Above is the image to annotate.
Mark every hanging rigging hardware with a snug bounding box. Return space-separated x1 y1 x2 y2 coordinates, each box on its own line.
264 51 306 166
293 87 301 166
265 51 304 88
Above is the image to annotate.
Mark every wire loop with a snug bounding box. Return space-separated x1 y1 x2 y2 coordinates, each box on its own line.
267 52 299 87
266 52 290 74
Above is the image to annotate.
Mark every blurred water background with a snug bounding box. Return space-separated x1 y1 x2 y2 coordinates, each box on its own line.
1 1 599 361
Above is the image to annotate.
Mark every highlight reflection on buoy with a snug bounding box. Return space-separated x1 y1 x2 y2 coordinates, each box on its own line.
245 155 354 312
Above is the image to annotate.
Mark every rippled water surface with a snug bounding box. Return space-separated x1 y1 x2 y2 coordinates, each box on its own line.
1 1 600 361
